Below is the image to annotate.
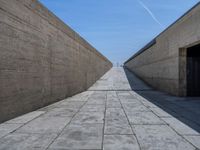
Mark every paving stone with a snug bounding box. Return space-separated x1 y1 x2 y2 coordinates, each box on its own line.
119 96 141 103
183 135 200 149
149 107 173 117
80 104 105 112
6 111 46 124
103 135 140 150
105 121 132 134
117 92 132 96
39 100 82 111
0 133 57 150
49 124 103 150
132 125 195 150
106 108 125 118
162 117 200 135
106 108 124 113
123 104 150 112
0 123 23 138
86 100 106 105
58 101 85 109
106 101 122 108
71 111 104 124
44 108 78 117
142 101 159 108
16 116 71 134
105 109 128 123
107 91 118 99
127 111 165 125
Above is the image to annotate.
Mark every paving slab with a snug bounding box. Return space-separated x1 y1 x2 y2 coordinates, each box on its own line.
71 111 104 124
123 104 150 112
86 99 106 105
0 133 57 150
126 111 165 125
80 104 105 112
0 123 23 138
106 101 122 108
57 101 85 109
5 111 45 124
149 107 173 118
183 135 200 149
132 125 195 150
103 135 140 150
16 116 71 134
105 121 132 135
43 108 78 117
162 117 200 135
49 124 103 150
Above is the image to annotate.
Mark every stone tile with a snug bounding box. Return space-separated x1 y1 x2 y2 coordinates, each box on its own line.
120 98 141 104
44 108 78 117
149 107 173 118
105 121 132 135
0 123 23 138
49 124 103 150
107 93 118 100
123 104 150 112
39 100 82 111
142 101 159 108
80 104 105 112
117 92 132 96
58 101 85 109
106 108 125 117
105 109 128 124
106 108 124 113
6 111 45 124
71 111 104 124
183 135 200 149
126 111 165 125
162 117 200 135
105 116 128 125
132 125 195 150
16 116 71 134
0 133 57 150
106 101 122 108
103 135 140 150
86 100 106 105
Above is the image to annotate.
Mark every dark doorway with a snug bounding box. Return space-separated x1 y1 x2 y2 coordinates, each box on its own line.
187 44 200 96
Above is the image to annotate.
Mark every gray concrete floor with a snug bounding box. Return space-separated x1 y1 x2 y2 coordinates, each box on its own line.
0 67 200 150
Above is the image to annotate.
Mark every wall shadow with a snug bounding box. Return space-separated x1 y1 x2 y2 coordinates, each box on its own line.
124 67 200 133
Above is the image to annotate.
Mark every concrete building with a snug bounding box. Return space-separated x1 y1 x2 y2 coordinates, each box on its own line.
0 0 112 123
125 2 200 97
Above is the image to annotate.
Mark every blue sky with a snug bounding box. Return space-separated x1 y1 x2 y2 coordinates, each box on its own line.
39 0 199 65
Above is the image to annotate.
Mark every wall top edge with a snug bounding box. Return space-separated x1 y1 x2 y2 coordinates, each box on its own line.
27 0 112 64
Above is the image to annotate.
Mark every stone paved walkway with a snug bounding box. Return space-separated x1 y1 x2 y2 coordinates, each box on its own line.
0 67 200 150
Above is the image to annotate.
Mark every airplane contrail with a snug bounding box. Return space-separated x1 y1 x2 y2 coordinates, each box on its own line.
137 0 163 27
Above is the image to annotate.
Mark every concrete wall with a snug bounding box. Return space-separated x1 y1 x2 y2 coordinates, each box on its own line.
0 0 112 123
125 3 200 96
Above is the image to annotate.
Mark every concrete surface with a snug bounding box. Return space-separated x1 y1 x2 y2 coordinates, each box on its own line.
125 2 200 96
0 0 112 123
0 67 199 150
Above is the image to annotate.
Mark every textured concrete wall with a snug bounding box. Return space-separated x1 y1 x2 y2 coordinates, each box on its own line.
0 0 112 123
125 3 200 96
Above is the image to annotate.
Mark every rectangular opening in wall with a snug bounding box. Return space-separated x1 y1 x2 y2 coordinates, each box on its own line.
187 44 200 96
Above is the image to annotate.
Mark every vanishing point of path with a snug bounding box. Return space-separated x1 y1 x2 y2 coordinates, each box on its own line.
0 67 200 150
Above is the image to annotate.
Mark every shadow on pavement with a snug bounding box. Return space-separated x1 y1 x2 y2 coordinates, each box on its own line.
124 67 200 133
